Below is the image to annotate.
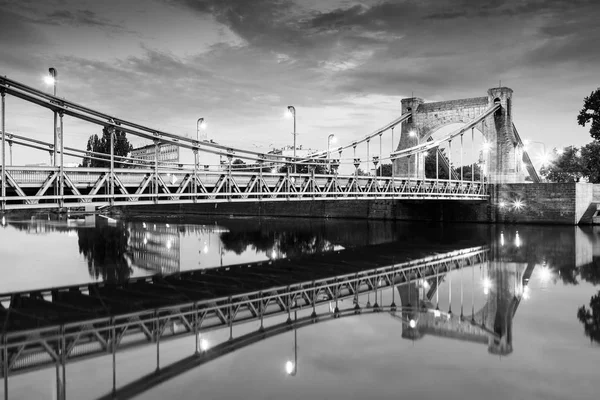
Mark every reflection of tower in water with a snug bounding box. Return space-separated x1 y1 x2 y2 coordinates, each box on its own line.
127 222 181 274
397 253 531 356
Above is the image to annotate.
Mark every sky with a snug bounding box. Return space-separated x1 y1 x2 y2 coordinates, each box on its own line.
0 0 599 167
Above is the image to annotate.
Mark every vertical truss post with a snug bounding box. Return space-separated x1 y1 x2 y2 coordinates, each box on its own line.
3 335 8 400
373 271 379 310
227 153 233 201
1 90 5 212
378 133 382 177
366 139 370 175
194 303 199 354
155 316 160 372
259 292 265 331
193 149 198 203
460 260 464 319
435 148 439 182
448 139 452 183
471 261 475 322
59 111 64 210
391 127 395 198
154 139 159 203
112 323 117 396
228 299 233 340
109 122 115 206
448 274 452 315
460 134 464 183
471 127 475 184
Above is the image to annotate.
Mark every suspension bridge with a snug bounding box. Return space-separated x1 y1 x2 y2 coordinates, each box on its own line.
0 76 541 212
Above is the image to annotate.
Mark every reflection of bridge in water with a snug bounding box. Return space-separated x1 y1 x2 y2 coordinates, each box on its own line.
0 229 538 399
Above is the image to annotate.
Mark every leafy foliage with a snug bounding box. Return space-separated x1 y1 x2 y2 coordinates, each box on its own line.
540 142 600 183
577 291 600 344
82 126 133 167
577 88 600 140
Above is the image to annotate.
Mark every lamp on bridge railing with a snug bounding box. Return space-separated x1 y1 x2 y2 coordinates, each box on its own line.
44 68 57 93
327 134 336 173
286 106 297 173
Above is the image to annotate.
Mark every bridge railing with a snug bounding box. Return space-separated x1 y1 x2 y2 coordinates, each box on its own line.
0 166 489 210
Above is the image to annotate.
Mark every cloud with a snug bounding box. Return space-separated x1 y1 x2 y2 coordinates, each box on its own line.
37 9 124 29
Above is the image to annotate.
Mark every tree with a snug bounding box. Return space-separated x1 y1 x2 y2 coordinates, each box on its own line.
578 88 600 140
82 126 133 168
539 146 584 182
540 142 600 184
580 140 600 183
577 291 600 344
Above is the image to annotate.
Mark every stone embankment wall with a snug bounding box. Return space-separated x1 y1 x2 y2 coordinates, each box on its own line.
492 183 598 225
123 183 600 225
126 199 490 223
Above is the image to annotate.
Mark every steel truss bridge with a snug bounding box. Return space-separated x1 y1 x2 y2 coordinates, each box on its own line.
0 75 499 211
1 242 488 397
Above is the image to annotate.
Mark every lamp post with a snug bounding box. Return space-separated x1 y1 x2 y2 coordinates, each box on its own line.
287 106 296 173
409 130 419 178
196 118 206 168
327 134 336 173
45 68 58 166
285 310 298 376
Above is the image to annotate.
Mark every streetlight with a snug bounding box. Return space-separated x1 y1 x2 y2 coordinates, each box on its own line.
409 130 419 177
45 68 58 166
327 134 336 173
286 106 296 173
196 118 206 168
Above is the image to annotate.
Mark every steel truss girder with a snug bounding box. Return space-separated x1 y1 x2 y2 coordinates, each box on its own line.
1 167 488 210
1 246 487 375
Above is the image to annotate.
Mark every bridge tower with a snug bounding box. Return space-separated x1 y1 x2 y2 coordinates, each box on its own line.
393 87 526 183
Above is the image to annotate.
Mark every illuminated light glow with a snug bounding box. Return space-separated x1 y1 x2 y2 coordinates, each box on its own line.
500 232 505 246
199 338 209 352
271 250 277 259
422 279 430 290
142 222 147 229
199 121 207 130
523 139 531 146
515 231 521 247
143 237 148 245
499 201 506 208
482 142 492 152
409 319 417 328
423 151 429 157
483 277 492 294
512 199 525 211
203 245 209 254
433 309 441 318
408 130 417 137
1 216 5 226
523 287 530 300
44 75 55 85
538 152 552 165
166 224 170 228
271 167 277 173
285 361 295 375
539 266 552 283
556 148 564 156
166 240 172 250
